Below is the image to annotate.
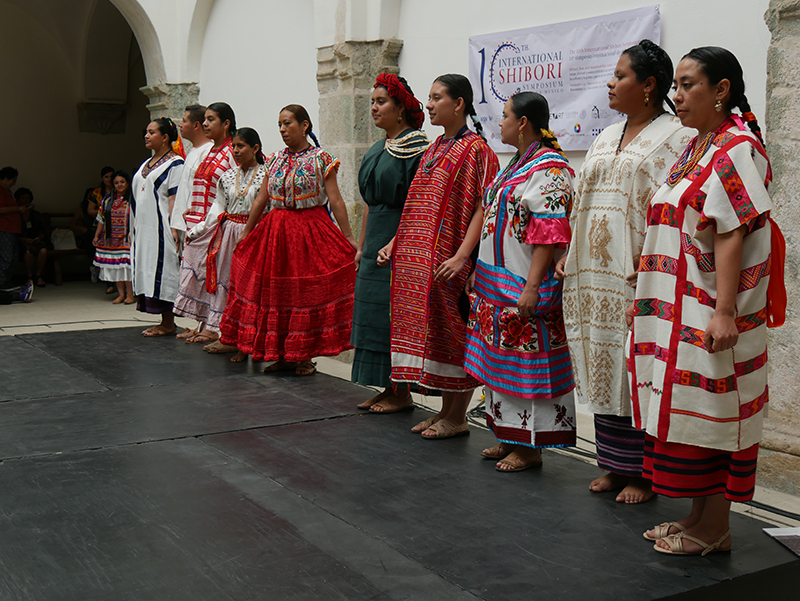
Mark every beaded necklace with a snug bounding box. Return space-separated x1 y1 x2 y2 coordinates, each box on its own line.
486 141 543 202
666 117 731 187
385 130 430 159
234 165 259 203
616 112 667 154
422 126 468 173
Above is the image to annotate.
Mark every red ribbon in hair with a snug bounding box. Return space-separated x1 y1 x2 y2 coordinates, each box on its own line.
374 73 424 130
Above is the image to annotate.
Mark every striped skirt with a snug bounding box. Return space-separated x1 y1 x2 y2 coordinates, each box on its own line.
594 415 645 477
643 435 758 502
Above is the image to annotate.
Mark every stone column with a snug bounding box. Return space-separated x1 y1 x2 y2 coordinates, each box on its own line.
140 82 200 121
764 1 800 459
316 39 404 235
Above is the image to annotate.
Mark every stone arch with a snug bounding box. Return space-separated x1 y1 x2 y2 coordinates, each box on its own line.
185 0 216 83
107 0 166 85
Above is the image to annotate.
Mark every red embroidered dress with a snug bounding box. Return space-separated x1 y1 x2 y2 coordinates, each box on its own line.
390 131 498 391
184 138 235 230
628 117 773 501
220 147 356 362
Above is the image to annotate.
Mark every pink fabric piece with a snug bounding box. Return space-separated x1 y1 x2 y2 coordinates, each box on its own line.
524 217 571 247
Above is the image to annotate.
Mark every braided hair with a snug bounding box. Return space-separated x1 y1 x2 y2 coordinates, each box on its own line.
683 46 764 147
207 102 237 137
622 39 676 114
153 117 179 142
509 92 564 154
434 73 486 139
281 104 320 147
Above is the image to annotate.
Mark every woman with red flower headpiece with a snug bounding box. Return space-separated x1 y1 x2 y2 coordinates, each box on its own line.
353 74 430 413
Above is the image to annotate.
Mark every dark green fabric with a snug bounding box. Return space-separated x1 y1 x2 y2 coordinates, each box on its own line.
351 130 426 386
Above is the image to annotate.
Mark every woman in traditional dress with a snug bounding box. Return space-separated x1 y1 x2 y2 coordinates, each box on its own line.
378 74 499 439
630 47 782 555
174 128 267 359
92 170 134 304
175 102 236 344
219 104 356 376
131 118 185 336
353 73 429 413
177 102 237 344
90 166 116 292
465 92 576 471
556 40 692 502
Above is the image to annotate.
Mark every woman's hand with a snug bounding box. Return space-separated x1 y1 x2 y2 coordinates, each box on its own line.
434 255 467 282
465 271 476 295
625 303 635 327
377 242 392 267
235 233 247 248
703 314 738 353
517 286 539 320
626 271 638 288
92 236 99 247
354 249 363 270
554 255 567 281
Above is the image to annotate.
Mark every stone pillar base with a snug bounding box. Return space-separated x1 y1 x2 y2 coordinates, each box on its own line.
140 82 200 121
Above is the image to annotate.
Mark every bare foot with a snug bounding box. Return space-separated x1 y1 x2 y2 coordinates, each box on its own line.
176 328 198 340
370 393 413 412
112 295 125 304
124 296 136 305
358 389 390 410
496 448 542 472
482 442 513 459
230 351 248 363
616 477 655 504
142 325 177 337
589 472 628 493
186 331 218 344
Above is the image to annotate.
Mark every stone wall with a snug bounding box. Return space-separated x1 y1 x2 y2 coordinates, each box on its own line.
764 0 800 457
316 39 404 236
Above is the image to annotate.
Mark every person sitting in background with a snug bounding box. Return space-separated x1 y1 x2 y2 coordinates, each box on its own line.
71 188 98 250
15 188 48 287
0 166 22 290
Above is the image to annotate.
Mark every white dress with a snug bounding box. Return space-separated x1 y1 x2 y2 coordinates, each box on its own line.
131 152 184 302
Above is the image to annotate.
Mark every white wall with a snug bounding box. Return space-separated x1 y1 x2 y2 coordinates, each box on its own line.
395 0 771 169
196 0 320 157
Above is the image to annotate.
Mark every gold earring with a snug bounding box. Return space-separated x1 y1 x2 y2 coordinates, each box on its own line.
644 92 649 107
518 131 524 147
715 100 722 112
397 112 403 123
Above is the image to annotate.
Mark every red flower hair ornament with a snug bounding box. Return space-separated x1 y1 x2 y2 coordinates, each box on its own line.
374 73 425 130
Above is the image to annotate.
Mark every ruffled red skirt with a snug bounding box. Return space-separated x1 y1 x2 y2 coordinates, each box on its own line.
220 206 356 362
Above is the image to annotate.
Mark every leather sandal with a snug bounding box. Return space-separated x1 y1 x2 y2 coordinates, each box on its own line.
481 444 512 460
411 415 441 433
496 451 543 472
643 521 686 541
654 529 732 556
421 418 469 440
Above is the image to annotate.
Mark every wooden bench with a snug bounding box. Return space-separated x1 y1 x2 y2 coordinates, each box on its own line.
41 212 89 286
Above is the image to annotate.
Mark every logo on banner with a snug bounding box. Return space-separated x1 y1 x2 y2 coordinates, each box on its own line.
485 42 564 102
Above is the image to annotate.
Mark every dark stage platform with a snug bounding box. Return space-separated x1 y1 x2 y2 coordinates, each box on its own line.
0 327 797 600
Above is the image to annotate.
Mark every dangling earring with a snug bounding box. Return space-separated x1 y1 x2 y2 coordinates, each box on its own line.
715 100 722 112
644 92 649 107
518 131 524 148
397 111 403 124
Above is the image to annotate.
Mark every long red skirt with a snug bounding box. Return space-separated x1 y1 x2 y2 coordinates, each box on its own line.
219 206 356 362
643 435 758 502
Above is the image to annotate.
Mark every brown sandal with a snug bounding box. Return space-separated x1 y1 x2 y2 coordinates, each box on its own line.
421 419 469 440
481 443 512 460
411 415 441 433
295 360 317 376
495 451 543 472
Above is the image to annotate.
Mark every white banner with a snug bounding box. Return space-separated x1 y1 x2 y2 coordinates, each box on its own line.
468 6 661 152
